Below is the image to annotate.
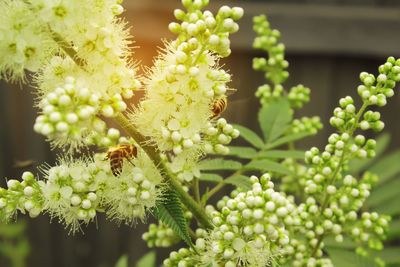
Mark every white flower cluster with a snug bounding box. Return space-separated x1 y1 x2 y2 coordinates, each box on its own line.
102 150 163 225
133 1 243 162
40 157 106 231
34 76 127 150
0 0 56 81
166 150 201 184
0 0 141 151
164 174 298 266
28 0 138 93
0 149 163 232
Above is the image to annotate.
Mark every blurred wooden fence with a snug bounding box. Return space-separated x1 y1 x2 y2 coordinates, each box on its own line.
0 0 400 266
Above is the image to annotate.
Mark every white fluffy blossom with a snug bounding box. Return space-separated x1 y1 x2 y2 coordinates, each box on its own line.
101 150 163 225
0 0 56 81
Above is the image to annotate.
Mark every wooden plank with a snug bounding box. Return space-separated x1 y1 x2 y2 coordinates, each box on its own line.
124 1 400 57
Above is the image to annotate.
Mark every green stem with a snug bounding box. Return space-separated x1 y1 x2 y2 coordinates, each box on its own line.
203 170 242 204
114 113 213 229
50 31 86 68
193 177 201 205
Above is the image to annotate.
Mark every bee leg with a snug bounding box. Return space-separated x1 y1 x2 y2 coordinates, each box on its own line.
126 158 135 167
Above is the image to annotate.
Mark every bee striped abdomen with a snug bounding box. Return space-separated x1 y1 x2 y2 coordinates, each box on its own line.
106 144 137 176
211 97 227 119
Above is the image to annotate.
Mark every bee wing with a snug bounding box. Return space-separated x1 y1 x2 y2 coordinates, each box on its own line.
226 88 237 96
13 159 36 168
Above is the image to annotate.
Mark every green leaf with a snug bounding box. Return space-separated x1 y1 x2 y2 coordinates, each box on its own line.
199 173 223 183
198 158 242 171
324 236 356 249
368 151 400 185
264 132 312 150
258 98 292 143
153 190 193 247
227 146 258 159
349 133 391 174
115 255 128 267
326 247 379 267
387 219 400 240
257 149 305 159
366 178 400 208
233 125 264 148
373 247 400 264
244 159 293 175
224 175 252 190
135 251 156 267
374 195 400 215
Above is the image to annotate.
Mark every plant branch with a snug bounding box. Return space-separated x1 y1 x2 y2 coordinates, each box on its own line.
193 177 201 205
49 30 213 230
114 113 213 229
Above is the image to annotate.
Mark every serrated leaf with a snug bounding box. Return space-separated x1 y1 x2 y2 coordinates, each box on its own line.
368 151 400 185
227 146 258 159
233 124 264 148
366 178 400 208
115 255 128 267
199 173 223 183
153 190 192 247
326 248 379 267
349 133 391 174
258 98 292 143
135 251 156 267
244 159 293 175
264 132 312 150
257 150 305 159
224 175 252 190
198 158 242 171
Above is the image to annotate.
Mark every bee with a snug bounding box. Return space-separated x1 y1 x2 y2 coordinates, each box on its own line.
106 144 138 176
210 96 227 119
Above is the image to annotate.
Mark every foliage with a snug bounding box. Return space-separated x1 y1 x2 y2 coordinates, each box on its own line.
0 221 29 267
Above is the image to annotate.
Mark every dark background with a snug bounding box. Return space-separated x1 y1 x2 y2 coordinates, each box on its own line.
1 0 400 266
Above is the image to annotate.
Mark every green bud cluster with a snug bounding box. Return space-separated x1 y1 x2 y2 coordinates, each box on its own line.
290 116 322 135
143 211 192 248
281 59 400 264
255 84 284 106
143 222 181 248
280 159 307 195
331 57 400 132
0 172 43 220
170 1 243 57
203 118 240 155
164 174 297 266
253 15 289 86
288 84 311 109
